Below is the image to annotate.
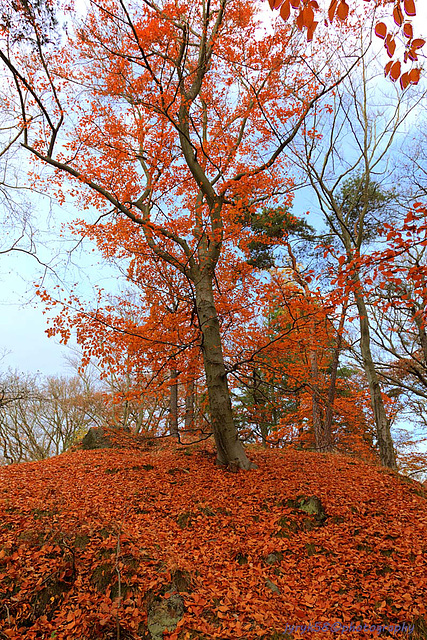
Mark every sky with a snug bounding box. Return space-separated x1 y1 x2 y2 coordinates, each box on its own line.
0 0 426 378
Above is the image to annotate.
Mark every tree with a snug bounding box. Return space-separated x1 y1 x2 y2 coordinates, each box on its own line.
289 47 426 468
364 205 427 435
1 0 351 468
0 371 101 463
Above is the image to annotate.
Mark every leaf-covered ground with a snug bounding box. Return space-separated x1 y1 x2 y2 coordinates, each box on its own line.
0 432 426 640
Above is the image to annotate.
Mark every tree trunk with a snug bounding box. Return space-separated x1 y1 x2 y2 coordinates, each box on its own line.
310 348 332 452
169 368 179 438
324 302 347 443
184 378 195 432
194 273 255 469
353 283 397 469
253 369 269 447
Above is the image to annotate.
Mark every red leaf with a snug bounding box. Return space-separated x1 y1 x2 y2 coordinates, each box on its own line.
374 22 387 39
393 3 404 26
385 34 396 57
403 22 413 38
268 0 275 9
296 9 304 29
279 0 290 20
400 71 410 89
409 67 421 84
273 0 285 8
390 60 401 81
307 21 318 41
404 0 416 16
328 0 338 22
336 1 349 21
412 38 426 49
290 0 300 8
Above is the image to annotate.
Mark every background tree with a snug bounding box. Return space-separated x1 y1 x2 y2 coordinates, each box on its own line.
289 48 426 468
0 371 101 463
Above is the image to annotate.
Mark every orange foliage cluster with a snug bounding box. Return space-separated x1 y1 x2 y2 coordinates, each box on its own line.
1 433 426 639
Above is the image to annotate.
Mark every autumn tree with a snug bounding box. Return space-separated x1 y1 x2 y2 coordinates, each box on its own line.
231 264 374 456
0 0 358 469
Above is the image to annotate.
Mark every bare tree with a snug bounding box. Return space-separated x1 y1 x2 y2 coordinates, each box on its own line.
0 371 102 463
291 49 426 469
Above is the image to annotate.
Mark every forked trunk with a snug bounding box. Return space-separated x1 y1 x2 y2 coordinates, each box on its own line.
195 274 255 470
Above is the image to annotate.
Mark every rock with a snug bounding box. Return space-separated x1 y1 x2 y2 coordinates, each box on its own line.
297 496 326 519
147 594 185 640
288 495 327 523
265 579 280 594
81 427 114 450
265 552 283 565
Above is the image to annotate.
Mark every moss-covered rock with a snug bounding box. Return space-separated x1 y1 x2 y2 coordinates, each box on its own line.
147 593 185 640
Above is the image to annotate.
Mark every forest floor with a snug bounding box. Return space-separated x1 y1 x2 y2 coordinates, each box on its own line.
0 431 426 640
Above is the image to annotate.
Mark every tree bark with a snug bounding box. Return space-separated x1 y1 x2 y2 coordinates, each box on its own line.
353 281 397 469
310 348 332 452
194 273 255 469
184 378 195 432
324 302 347 444
169 368 179 438
253 369 269 447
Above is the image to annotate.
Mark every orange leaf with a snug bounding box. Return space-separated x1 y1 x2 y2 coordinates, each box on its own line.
384 60 393 76
404 0 416 16
280 0 291 21
393 3 404 26
336 1 349 21
400 71 410 89
403 22 413 38
290 0 300 8
412 38 426 49
374 22 387 39
296 9 304 29
273 0 285 8
409 67 421 84
407 48 418 61
303 5 315 27
390 60 401 81
307 21 318 41
385 34 396 57
328 0 338 22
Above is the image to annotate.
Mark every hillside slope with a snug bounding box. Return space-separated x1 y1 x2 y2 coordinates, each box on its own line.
0 433 426 640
